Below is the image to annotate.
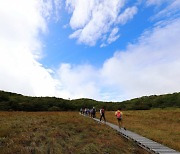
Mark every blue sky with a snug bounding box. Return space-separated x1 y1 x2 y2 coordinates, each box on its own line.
41 1 154 68
0 0 180 101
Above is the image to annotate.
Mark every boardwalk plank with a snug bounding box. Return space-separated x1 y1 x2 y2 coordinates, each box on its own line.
80 114 180 154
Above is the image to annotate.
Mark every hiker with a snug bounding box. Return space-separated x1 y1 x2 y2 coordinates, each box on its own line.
115 108 126 130
82 108 85 114
92 107 96 118
87 108 90 116
84 108 87 115
90 109 93 118
100 107 106 122
80 108 83 114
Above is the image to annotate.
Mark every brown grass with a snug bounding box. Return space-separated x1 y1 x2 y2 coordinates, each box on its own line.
0 112 149 154
97 108 180 151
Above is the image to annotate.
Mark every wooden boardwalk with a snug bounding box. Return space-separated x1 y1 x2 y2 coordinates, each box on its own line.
81 114 180 154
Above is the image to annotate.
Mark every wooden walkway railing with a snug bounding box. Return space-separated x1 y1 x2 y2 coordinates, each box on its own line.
81 114 180 154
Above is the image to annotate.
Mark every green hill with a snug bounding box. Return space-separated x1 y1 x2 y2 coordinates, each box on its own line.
0 90 179 111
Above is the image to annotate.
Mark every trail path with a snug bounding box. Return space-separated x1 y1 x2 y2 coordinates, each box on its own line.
81 114 180 154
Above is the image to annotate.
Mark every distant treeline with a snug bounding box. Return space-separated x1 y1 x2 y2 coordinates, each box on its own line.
0 90 180 111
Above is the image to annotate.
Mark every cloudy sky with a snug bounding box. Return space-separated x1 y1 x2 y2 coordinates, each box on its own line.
0 0 180 101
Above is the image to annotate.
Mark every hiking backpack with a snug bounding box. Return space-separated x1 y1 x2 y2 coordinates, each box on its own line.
117 111 121 119
101 109 104 114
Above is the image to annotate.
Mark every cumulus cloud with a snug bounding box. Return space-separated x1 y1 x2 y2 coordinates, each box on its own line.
66 0 95 29
66 0 137 46
1 0 180 102
100 18 180 100
56 18 180 101
69 29 82 39
0 0 61 96
55 63 101 99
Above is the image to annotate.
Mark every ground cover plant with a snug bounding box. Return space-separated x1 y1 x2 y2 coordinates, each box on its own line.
0 112 149 154
99 109 180 152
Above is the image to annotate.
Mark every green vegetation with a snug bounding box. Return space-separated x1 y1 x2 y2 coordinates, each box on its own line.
0 90 180 111
0 112 148 154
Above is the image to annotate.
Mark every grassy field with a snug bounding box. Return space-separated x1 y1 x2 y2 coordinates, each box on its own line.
0 112 148 154
99 108 180 152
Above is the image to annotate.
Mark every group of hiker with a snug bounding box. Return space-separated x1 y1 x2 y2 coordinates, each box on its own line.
80 107 96 118
80 107 126 130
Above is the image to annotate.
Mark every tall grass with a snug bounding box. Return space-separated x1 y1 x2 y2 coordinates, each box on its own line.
0 112 148 154
99 108 180 151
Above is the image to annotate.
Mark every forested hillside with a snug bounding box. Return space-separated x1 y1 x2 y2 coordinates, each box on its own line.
0 90 179 111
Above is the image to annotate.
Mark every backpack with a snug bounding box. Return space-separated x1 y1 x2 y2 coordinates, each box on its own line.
117 111 121 119
101 109 104 114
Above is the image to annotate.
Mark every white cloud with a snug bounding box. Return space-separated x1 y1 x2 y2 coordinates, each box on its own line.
145 0 180 21
56 18 180 101
146 0 166 6
117 6 138 25
66 0 96 30
100 18 180 100
152 0 180 20
54 0 62 21
66 0 137 46
0 0 61 96
69 29 82 39
107 27 120 44
56 63 100 99
99 6 138 47
100 43 107 48
1 0 180 102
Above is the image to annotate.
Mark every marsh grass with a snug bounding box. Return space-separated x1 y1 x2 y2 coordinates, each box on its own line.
0 112 148 154
98 109 180 151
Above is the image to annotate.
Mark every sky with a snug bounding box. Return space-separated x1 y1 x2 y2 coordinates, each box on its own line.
0 0 180 101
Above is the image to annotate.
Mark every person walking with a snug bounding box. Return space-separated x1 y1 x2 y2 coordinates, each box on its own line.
92 107 96 118
80 108 83 114
115 108 126 130
100 107 106 122
90 108 93 118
